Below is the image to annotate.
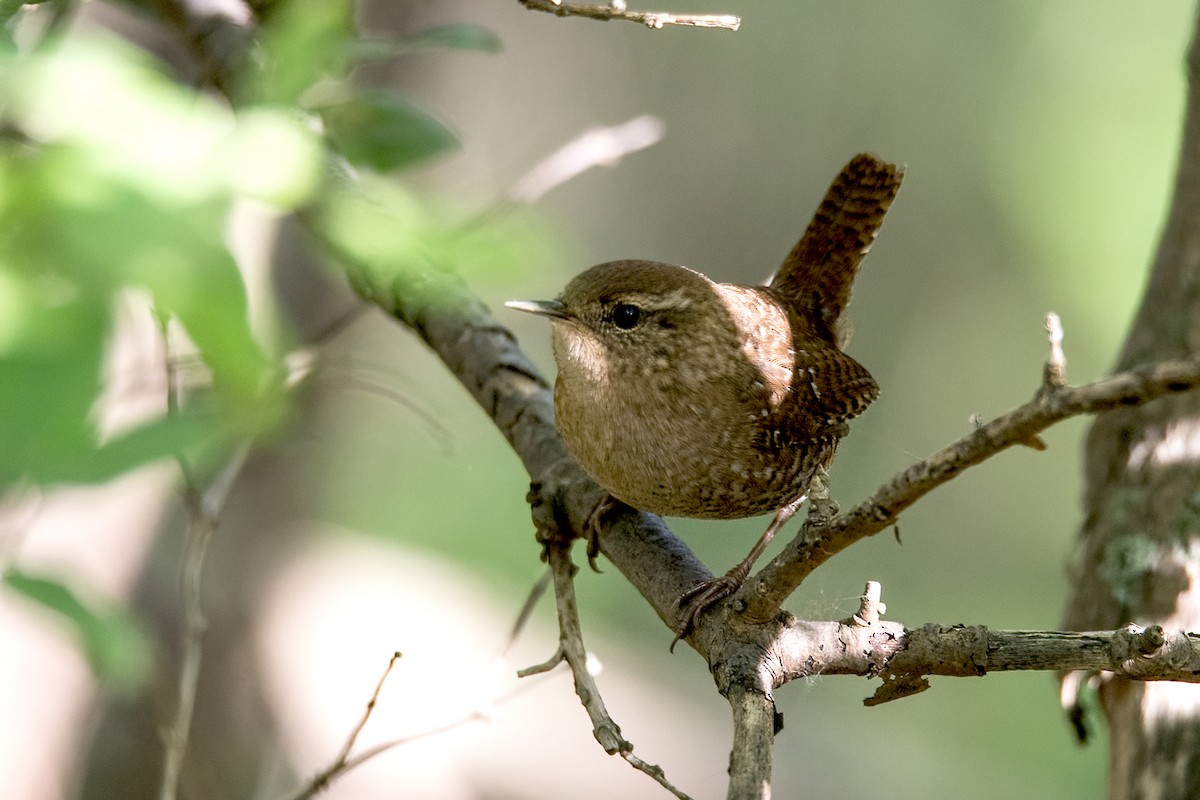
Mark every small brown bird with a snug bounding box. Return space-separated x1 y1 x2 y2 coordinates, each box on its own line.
508 154 903 641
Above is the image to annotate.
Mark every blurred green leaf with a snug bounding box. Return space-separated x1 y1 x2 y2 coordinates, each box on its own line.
314 178 440 276
320 90 458 172
254 0 354 106
4 568 152 693
312 177 550 301
0 276 110 483
217 108 323 207
0 34 302 485
351 24 503 62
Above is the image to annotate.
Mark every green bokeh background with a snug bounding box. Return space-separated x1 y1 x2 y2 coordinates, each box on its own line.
308 2 1191 797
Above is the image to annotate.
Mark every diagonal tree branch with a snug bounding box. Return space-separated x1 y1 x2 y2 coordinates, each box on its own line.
739 351 1200 624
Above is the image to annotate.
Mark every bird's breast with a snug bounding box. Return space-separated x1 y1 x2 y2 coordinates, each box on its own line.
553 367 836 520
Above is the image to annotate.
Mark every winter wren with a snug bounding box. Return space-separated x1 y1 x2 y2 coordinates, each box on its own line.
508 153 903 640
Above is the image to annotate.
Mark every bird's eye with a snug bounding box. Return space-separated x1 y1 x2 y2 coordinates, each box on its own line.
611 303 642 330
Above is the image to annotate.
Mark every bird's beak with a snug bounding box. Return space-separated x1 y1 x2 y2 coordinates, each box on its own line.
505 299 571 320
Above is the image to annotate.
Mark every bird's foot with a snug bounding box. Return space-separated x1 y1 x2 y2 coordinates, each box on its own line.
526 466 616 570
584 493 621 572
670 573 743 651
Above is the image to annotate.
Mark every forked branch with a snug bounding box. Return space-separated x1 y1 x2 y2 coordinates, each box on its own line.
739 330 1200 623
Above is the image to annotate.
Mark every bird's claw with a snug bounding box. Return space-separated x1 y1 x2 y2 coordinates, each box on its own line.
670 574 742 651
584 494 620 572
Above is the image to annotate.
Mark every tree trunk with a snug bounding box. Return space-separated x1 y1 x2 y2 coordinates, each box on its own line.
1061 5 1200 798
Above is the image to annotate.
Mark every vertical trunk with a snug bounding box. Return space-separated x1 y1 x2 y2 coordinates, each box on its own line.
1061 6 1200 798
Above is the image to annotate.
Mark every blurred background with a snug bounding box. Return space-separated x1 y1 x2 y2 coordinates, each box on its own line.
2 1 1195 798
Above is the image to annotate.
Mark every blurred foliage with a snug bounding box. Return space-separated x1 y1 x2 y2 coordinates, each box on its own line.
0 4 510 488
3 566 151 693
0 0 525 703
253 0 354 105
0 34 311 485
319 89 459 172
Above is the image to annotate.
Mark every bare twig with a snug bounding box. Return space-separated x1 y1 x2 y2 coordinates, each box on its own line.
159 445 251 800
505 568 552 657
157 303 253 800
542 540 694 800
461 115 665 233
517 645 565 678
759 609 1200 700
739 353 1200 624
324 366 455 453
284 583 561 800
288 652 403 800
519 0 740 30
287 711 495 800
544 542 624 753
508 115 665 206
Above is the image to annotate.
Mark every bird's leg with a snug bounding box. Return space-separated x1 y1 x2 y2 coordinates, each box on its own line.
671 493 807 649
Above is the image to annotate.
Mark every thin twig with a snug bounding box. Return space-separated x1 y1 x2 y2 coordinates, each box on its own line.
286 711 491 800
864 623 1200 705
329 652 403 778
157 315 197 800
326 367 455 453
507 115 665 206
159 446 251 800
519 0 739 30
743 599 1200 700
517 645 565 678
158 309 252 800
505 568 552 657
288 652 403 800
543 540 694 800
460 115 665 233
282 660 556 800
284 574 555 800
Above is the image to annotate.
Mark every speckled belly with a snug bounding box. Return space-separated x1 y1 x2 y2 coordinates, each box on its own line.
556 390 841 520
